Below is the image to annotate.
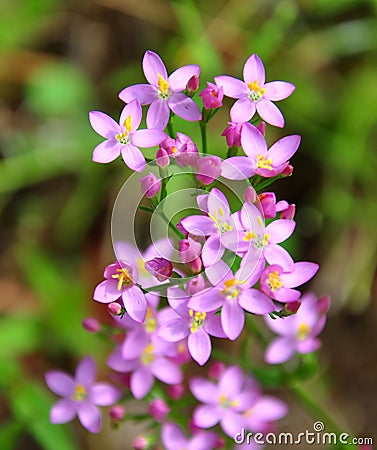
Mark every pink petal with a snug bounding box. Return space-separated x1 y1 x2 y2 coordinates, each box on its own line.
143 50 167 86
75 357 96 387
280 262 319 288
219 366 243 397
158 318 189 342
122 330 149 359
268 135 301 166
122 286 147 322
50 399 76 424
205 260 232 286
241 123 267 158
188 289 224 312
265 336 296 364
132 129 166 147
297 338 321 354
45 371 75 397
230 97 256 123
202 234 224 267
93 279 120 303
256 100 285 128
189 432 218 450
264 244 294 269
238 289 275 314
208 188 230 216
193 404 222 428
265 314 296 336
252 396 288 421
240 202 264 232
77 402 101 433
188 328 211 366
152 358 182 384
169 65 200 91
180 215 217 236
221 156 255 180
221 300 245 340
214 75 248 98
89 111 119 138
162 423 188 450
121 144 146 172
243 54 265 85
204 315 226 338
266 219 295 243
273 287 301 302
90 383 121 406
190 377 218 403
221 409 243 438
168 93 202 121
92 140 121 164
118 84 156 105
221 230 249 253
146 99 170 130
131 366 154 398
263 81 295 101
107 347 138 372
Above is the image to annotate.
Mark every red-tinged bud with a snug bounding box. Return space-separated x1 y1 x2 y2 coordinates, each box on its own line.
282 300 301 316
82 317 101 333
244 186 257 203
199 82 224 109
188 418 202 435
186 274 206 295
196 155 222 185
167 383 185 400
139 172 161 198
178 237 202 263
258 192 277 219
208 361 225 380
148 398 170 422
222 122 243 147
108 302 122 316
145 257 173 281
215 437 226 449
109 405 125 422
281 164 294 177
132 436 148 450
257 121 266 136
156 147 170 168
317 295 331 315
186 74 199 94
176 219 189 237
280 203 296 220
189 256 202 274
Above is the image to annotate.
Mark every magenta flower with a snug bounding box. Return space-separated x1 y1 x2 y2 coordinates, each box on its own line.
139 172 161 198
222 121 244 147
199 82 224 109
160 132 199 167
162 422 218 450
93 260 147 323
119 50 202 130
222 123 301 180
45 357 121 433
190 365 260 437
158 287 226 366
215 53 295 127
196 155 222 185
265 292 329 364
89 100 165 172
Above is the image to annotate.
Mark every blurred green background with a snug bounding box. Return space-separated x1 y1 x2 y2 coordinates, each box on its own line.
0 0 376 449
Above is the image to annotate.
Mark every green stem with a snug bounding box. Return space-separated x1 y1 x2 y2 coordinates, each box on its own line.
199 121 207 154
167 114 175 137
138 205 183 239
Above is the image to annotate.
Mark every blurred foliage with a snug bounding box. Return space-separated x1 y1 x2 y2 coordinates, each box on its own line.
0 0 376 448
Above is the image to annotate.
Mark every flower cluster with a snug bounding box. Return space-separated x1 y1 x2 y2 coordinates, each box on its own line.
46 51 329 449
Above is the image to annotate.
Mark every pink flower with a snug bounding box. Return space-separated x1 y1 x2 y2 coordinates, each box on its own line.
265 292 329 364
199 82 224 109
160 132 199 167
144 257 173 281
45 357 121 433
215 53 295 127
148 398 170 422
139 172 161 198
89 100 166 171
119 50 202 130
222 122 244 147
196 155 222 185
162 422 218 450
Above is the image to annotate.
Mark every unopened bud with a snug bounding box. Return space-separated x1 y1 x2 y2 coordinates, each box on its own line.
109 405 125 422
317 295 331 315
257 121 266 136
82 317 101 333
282 300 301 316
139 172 161 198
244 186 257 203
145 257 173 281
186 274 206 295
167 383 185 400
222 122 243 147
156 147 170 168
196 155 222 185
281 164 294 177
208 361 225 380
258 192 277 219
108 302 122 316
189 256 202 274
132 436 148 450
280 204 296 220
178 237 202 264
215 437 226 449
186 75 199 94
148 398 170 422
199 82 224 109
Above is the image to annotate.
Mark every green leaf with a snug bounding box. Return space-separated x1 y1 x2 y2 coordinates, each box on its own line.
0 421 23 450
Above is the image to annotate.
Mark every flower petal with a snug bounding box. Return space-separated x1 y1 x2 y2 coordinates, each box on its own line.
169 65 200 91
93 279 121 303
266 219 295 243
92 140 121 164
188 328 211 366
204 315 226 338
221 409 243 438
152 358 182 384
89 111 119 138
118 84 156 105
265 336 296 364
162 423 188 450
243 54 265 85
238 289 275 314
214 75 248 98
121 144 146 172
219 366 243 397
132 129 166 148
188 288 223 312
193 404 222 428
90 383 121 406
75 357 96 387
230 97 256 123
119 99 142 130
169 93 202 121
122 330 149 359
221 156 255 180
159 318 189 342
280 262 319 288
202 234 224 267
77 402 101 433
268 135 301 166
180 215 217 236
264 81 295 101
131 366 154 398
190 377 218 403
256 100 285 128
264 244 294 269
50 399 76 424
143 50 167 86
252 396 288 421
205 260 232 286
241 123 267 158
221 300 245 340
122 286 147 322
146 99 170 130
45 371 75 397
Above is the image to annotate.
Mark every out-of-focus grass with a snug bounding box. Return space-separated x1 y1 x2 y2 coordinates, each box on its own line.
0 0 376 448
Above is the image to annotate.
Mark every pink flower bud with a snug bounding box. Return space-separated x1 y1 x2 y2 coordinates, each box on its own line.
199 82 224 109
244 186 257 203
282 300 301 316
188 418 202 435
156 147 170 168
167 383 185 400
257 121 266 136
280 203 296 220
109 405 125 422
186 74 199 93
258 192 277 219
148 398 170 422
222 122 243 147
281 164 294 177
145 257 173 281
186 274 206 295
161 133 199 167
139 172 161 198
208 361 225 380
178 237 202 263
317 295 331 315
189 256 202 274
215 437 226 449
196 155 222 185
82 317 101 333
176 219 189 237
132 436 148 450
108 302 122 316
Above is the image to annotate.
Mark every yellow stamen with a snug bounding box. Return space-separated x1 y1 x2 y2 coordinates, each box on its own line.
256 154 273 170
112 268 133 291
247 80 266 101
123 115 132 133
267 270 283 291
243 230 257 241
171 146 178 154
157 73 169 94
189 309 206 333
297 323 310 340
72 384 87 401
141 343 155 365
145 308 157 333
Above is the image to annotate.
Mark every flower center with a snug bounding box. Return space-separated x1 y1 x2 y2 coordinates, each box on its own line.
157 73 170 99
208 208 233 234
115 115 132 145
219 394 239 408
221 278 241 299
141 343 155 365
112 268 133 290
247 80 266 101
189 309 206 333
145 308 157 333
256 154 273 170
267 270 283 291
71 384 87 402
297 323 310 340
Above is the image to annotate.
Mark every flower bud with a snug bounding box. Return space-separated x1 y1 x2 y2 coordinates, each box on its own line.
196 155 222 185
139 172 161 198
176 219 189 237
186 274 206 295
167 383 185 400
109 405 125 422
317 295 331 315
244 186 257 203
186 74 199 94
280 203 296 220
108 302 122 316
132 436 148 450
282 300 301 316
189 256 202 274
215 437 226 449
199 82 224 109
257 121 266 136
258 192 277 219
281 164 294 177
178 237 202 263
156 147 170 168
145 257 173 281
148 398 170 422
222 122 243 147
208 361 225 380
82 317 101 333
